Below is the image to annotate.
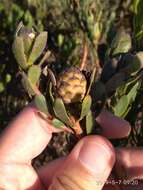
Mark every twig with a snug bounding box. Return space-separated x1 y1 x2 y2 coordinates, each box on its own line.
39 50 51 67
80 41 88 71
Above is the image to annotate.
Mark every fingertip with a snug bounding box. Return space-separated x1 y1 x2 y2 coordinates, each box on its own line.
67 135 115 179
76 135 115 174
96 110 131 139
18 106 52 134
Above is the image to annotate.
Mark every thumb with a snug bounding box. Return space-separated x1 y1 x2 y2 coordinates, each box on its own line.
49 136 115 190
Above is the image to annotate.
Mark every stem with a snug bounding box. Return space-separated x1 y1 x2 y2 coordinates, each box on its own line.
39 50 51 67
80 41 88 71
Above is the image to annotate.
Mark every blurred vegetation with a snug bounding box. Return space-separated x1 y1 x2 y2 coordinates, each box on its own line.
1 0 143 165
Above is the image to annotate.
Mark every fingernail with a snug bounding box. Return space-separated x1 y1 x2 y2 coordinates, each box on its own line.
79 141 113 174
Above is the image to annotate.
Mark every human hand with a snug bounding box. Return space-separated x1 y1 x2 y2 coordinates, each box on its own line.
107 147 143 190
0 107 130 190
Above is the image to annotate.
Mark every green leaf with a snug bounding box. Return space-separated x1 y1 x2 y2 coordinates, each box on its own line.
122 82 141 117
127 81 140 103
106 72 126 94
12 37 27 70
132 0 143 41
53 98 73 127
114 81 140 118
120 54 141 75
111 29 131 56
52 118 65 128
23 36 34 56
114 95 129 117
58 34 64 47
28 32 48 65
121 106 132 118
80 95 92 120
86 110 94 134
0 82 5 93
92 81 106 102
28 65 41 86
136 51 143 69
21 72 36 97
6 74 11 83
90 81 106 115
116 74 140 97
132 0 140 14
16 24 35 56
34 94 49 115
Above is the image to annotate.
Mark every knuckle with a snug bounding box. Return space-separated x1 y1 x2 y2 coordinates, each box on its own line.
49 173 84 190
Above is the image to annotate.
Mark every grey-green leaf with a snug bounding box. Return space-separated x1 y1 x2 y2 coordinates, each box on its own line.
80 95 92 120
34 94 49 115
106 72 126 94
132 0 143 41
12 37 27 70
119 54 141 75
53 98 73 127
28 32 48 65
21 72 36 96
86 110 94 134
114 95 128 117
28 65 41 86
136 51 143 69
114 81 140 118
127 81 140 103
52 118 65 128
111 29 131 56
92 81 106 102
23 36 34 56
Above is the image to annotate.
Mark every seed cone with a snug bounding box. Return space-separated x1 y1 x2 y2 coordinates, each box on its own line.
57 67 87 104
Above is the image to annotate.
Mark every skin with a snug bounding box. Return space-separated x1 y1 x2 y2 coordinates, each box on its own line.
0 107 142 190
